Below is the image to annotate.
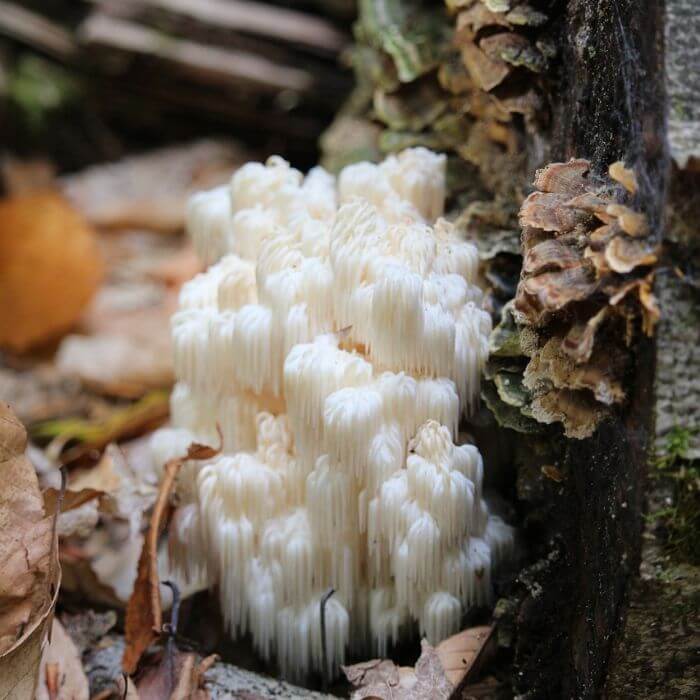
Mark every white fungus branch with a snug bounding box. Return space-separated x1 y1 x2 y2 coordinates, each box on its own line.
150 147 514 681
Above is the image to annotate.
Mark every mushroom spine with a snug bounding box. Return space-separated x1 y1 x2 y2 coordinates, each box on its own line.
151 147 514 680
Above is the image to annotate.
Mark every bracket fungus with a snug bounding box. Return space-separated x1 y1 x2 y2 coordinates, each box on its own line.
485 158 659 439
150 147 514 680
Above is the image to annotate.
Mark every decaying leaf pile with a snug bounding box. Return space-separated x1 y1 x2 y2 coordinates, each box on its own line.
486 159 660 438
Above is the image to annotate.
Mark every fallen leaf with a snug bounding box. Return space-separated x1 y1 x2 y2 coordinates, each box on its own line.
136 649 197 700
435 625 494 687
349 640 453 700
56 333 173 399
59 528 140 608
0 403 61 698
79 443 160 534
123 440 220 674
0 366 94 427
147 243 202 289
60 610 117 655
35 619 89 700
0 191 103 352
0 404 55 652
343 658 400 688
61 141 243 232
43 486 103 516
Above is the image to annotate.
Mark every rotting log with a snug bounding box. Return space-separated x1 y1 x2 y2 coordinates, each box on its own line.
508 1 667 698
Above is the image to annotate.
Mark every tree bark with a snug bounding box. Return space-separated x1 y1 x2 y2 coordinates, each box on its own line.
510 1 667 697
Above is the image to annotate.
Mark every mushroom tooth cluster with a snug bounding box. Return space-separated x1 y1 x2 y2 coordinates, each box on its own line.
151 147 514 679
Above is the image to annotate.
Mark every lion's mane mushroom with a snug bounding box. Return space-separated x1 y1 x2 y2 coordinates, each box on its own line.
150 147 514 680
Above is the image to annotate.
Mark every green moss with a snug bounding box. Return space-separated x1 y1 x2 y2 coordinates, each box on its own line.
6 54 81 132
651 426 700 565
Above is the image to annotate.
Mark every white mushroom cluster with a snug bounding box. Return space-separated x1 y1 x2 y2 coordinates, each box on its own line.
150 147 514 680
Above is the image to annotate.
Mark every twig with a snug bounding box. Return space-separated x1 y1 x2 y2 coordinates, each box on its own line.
319 587 335 688
162 579 182 693
48 466 67 605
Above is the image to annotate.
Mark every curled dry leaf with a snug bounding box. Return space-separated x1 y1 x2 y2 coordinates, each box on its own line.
0 192 103 353
59 437 167 608
0 403 61 699
561 307 610 364
435 625 494 687
123 440 220 674
345 627 493 700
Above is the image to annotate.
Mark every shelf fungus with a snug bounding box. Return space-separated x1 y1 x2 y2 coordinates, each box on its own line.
486 158 659 439
149 148 514 680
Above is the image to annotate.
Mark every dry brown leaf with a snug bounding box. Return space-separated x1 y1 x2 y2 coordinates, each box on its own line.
435 625 494 686
59 437 173 608
0 404 61 698
347 640 453 700
561 307 610 364
44 486 104 540
56 332 173 399
35 619 89 700
123 440 220 674
343 658 400 688
61 141 243 232
70 443 158 535
0 192 103 353
0 404 55 653
43 487 103 516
